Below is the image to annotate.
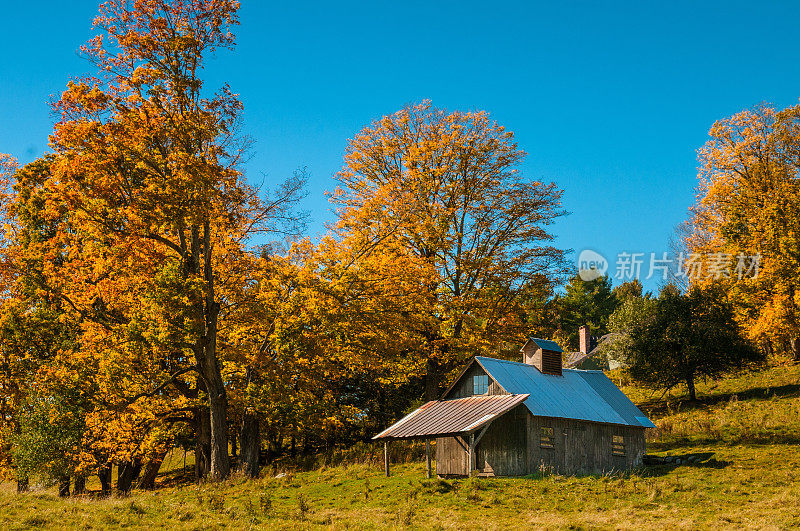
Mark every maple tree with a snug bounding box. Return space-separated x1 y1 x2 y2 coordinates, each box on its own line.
0 0 304 484
0 156 92 493
690 103 800 359
331 101 567 398
225 238 427 464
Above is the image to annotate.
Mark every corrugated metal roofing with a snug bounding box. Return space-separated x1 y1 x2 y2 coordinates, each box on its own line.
476 357 656 428
372 394 530 440
526 338 564 352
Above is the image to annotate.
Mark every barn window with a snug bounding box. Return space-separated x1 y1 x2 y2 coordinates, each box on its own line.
473 375 488 395
540 427 554 449
612 435 625 456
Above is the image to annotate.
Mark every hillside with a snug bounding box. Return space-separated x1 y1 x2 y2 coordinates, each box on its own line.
2 365 799 530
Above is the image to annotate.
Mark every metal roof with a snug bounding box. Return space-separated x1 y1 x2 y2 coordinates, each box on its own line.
475 357 656 428
524 338 564 352
372 394 530 440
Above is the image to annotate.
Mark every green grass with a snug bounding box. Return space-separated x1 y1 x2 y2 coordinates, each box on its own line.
3 365 800 529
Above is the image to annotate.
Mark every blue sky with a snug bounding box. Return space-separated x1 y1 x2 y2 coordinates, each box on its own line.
2 1 800 292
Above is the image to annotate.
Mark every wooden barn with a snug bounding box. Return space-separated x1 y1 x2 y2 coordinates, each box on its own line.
374 338 655 477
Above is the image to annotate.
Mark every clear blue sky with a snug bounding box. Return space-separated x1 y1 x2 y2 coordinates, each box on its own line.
2 1 800 292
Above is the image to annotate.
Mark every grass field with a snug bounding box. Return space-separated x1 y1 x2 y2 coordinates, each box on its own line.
2 365 799 530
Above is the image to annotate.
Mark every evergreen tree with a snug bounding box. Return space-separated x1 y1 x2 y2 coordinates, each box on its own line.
556 273 617 350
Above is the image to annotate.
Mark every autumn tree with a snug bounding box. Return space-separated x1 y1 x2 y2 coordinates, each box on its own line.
331 102 567 399
691 103 800 360
0 156 95 493
613 279 647 302
35 0 304 481
514 274 561 351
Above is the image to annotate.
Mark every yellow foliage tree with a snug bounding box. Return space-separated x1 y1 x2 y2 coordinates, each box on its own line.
331 102 567 398
691 103 800 359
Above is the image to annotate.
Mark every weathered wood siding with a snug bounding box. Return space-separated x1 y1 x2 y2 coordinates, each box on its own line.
522 343 562 375
475 404 527 476
435 435 468 476
445 364 507 399
527 414 645 475
436 410 646 477
435 404 527 477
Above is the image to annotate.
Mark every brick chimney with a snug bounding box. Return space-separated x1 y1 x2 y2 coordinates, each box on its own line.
579 325 591 354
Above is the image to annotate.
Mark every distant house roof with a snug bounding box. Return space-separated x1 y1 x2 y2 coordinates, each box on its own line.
563 351 589 369
588 333 614 355
522 338 564 353
372 394 530 440
475 357 655 428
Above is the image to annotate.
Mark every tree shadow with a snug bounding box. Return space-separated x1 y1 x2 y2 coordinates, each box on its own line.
638 383 800 416
639 452 731 476
155 466 196 488
650 433 800 451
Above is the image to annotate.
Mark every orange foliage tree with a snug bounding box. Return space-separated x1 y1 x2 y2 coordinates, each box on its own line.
14 0 304 482
691 103 800 359
331 102 567 399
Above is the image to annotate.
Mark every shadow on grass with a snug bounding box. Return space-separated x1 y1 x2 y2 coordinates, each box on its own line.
445 452 732 482
155 465 197 489
640 452 732 476
638 383 800 417
649 433 800 451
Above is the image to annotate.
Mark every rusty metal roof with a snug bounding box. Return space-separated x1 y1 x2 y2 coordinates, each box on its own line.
372 394 530 440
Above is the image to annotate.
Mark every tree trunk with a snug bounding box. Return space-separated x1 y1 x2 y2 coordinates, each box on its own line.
117 459 142 494
686 375 697 401
240 410 260 478
139 450 168 490
206 372 230 480
425 358 441 401
231 427 237 459
195 406 211 480
791 336 800 361
198 220 230 480
58 476 70 497
16 476 28 493
73 475 86 495
98 465 112 494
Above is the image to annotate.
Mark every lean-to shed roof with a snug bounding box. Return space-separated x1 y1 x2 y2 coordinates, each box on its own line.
372 393 529 440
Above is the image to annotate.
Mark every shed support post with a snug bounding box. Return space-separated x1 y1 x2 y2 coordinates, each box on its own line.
384 441 390 477
468 433 475 477
426 439 432 479
467 422 492 478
